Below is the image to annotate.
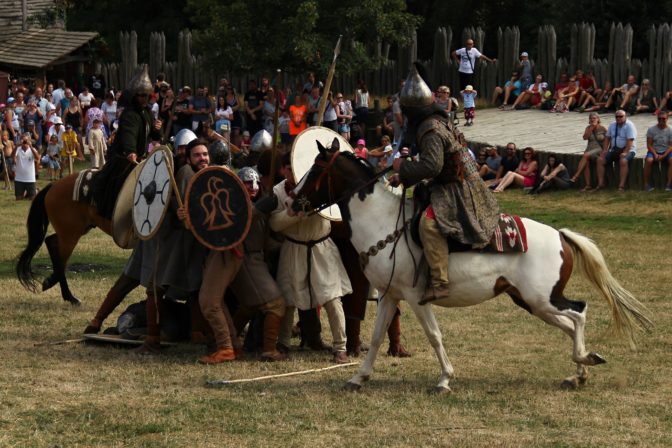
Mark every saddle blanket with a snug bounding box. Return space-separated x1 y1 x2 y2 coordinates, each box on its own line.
72 168 99 203
489 213 527 253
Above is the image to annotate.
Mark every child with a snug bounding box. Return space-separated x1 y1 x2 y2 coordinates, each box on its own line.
461 85 478 126
87 118 107 168
61 124 80 175
45 135 61 180
354 138 368 160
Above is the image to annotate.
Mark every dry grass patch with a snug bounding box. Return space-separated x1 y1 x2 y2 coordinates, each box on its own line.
0 184 670 447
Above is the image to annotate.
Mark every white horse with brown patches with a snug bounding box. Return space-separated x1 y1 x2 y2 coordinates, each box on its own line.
289 140 652 393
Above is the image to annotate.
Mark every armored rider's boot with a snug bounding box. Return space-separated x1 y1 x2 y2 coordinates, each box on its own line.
418 212 451 305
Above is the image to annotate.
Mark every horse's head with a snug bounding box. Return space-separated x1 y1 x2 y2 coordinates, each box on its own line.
291 137 375 216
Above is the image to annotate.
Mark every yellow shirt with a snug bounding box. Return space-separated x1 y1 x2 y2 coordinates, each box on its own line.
61 131 79 157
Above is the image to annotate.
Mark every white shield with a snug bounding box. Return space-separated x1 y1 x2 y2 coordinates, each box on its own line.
132 147 174 240
291 126 353 221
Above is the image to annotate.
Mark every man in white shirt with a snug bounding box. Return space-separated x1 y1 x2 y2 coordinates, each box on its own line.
452 39 496 90
13 135 40 200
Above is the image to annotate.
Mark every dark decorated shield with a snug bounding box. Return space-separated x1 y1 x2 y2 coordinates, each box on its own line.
185 166 252 251
132 148 173 240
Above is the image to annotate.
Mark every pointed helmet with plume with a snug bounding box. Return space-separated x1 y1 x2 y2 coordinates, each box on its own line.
399 62 433 107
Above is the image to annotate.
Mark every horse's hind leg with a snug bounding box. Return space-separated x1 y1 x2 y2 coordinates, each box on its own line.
44 234 81 306
406 299 454 394
536 304 606 389
344 296 399 392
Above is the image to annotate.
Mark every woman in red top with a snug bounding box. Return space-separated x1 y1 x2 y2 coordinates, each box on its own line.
493 147 538 192
288 95 307 142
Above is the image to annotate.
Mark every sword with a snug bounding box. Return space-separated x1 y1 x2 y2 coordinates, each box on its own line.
316 35 342 127
68 153 74 175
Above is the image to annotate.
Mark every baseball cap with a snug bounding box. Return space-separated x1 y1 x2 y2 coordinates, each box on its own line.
357 139 365 146
520 52 529 57
7 97 15 104
52 116 62 125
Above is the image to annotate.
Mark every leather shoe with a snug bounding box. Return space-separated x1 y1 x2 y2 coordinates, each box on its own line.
198 346 235 364
332 351 350 364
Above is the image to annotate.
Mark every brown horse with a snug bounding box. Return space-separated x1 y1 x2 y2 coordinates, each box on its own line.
16 174 111 305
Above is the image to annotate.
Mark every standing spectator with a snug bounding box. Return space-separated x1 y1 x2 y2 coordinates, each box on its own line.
78 86 94 110
101 92 118 134
571 112 607 191
13 135 40 200
452 38 496 90
634 79 657 115
172 87 192 136
306 86 321 127
22 101 43 147
643 110 672 191
4 99 20 142
85 98 105 142
288 95 307 143
159 88 175 133
214 95 233 138
461 85 478 126
596 110 637 192
225 86 242 145
189 86 212 132
518 52 533 89
335 92 352 141
148 93 159 120
63 97 83 136
354 80 370 131
322 91 338 132
56 88 75 119
492 72 521 109
261 88 277 134
88 118 107 169
244 80 264 135
45 134 61 181
1 129 16 185
51 80 66 108
14 92 27 129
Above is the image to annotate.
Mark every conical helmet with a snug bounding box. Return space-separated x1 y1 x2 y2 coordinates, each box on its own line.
250 129 273 152
126 64 153 96
399 64 433 107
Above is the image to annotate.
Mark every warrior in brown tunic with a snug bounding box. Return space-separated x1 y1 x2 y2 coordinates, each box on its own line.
392 64 500 303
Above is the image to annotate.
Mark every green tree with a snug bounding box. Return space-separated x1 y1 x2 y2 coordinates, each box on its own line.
187 0 421 76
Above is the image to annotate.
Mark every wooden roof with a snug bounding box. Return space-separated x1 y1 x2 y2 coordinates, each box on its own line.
0 29 98 69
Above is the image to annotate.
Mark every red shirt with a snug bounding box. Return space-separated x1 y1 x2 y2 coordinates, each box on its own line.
289 104 307 136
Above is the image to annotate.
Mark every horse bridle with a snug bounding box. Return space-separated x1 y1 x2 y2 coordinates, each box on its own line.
296 151 394 216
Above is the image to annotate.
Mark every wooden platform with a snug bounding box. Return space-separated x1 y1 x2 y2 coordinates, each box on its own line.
460 108 655 156
459 108 670 189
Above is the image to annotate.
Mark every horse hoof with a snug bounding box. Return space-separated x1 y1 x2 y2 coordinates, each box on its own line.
588 352 607 365
65 297 82 306
42 278 55 292
560 378 579 390
428 386 452 395
343 382 362 392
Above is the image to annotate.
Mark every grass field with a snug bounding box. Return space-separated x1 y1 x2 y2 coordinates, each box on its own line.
1 176 670 447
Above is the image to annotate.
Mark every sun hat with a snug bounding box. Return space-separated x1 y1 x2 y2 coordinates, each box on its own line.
464 85 474 92
52 116 63 125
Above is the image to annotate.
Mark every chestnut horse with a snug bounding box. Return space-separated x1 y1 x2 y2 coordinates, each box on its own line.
16 174 111 305
290 142 652 392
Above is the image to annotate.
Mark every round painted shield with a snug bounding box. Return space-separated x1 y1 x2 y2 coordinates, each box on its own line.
132 147 174 240
112 160 146 249
291 126 354 221
185 166 252 251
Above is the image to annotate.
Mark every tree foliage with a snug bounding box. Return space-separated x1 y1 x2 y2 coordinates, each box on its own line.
186 0 421 76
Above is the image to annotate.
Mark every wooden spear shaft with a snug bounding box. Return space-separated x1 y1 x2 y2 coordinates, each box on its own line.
206 362 358 386
267 69 282 193
316 35 342 127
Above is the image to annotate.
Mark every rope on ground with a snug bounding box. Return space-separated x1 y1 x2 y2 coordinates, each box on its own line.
206 362 358 386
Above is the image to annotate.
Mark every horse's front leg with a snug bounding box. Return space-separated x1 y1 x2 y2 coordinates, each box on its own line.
406 296 454 394
344 295 399 391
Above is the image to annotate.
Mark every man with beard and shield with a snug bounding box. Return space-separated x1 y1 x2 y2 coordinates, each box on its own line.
390 63 499 304
93 65 163 220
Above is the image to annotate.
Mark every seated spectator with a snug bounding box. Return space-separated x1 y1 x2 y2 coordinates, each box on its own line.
511 74 549 109
552 73 570 102
578 81 613 112
492 71 522 109
535 154 572 193
475 148 487 169
605 75 638 111
479 146 501 181
486 142 518 187
552 77 580 112
435 86 458 114
660 89 672 114
493 147 538 193
643 110 672 191
577 69 601 108
634 79 657 115
571 112 607 191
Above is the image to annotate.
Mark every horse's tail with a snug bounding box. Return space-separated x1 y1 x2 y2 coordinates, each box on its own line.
16 183 52 292
559 228 653 348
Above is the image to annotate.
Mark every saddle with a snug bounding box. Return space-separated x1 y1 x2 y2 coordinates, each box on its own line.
72 168 100 204
410 183 528 254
